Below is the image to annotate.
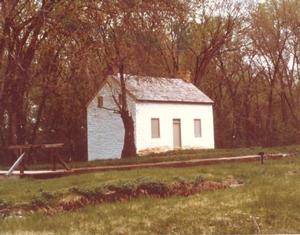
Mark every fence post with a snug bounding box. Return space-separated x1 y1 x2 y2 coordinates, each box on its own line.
258 152 264 165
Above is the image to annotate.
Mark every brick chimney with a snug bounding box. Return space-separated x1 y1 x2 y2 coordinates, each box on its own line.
178 70 192 83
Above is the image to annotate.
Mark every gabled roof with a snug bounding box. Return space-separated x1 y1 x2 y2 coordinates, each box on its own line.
111 74 213 104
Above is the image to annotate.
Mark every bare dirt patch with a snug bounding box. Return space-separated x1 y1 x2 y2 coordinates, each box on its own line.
0 177 243 218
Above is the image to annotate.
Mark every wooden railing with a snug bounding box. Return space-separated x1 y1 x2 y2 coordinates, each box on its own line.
4 143 71 176
6 153 26 176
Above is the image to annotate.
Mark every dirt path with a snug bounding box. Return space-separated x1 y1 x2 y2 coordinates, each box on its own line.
0 153 289 179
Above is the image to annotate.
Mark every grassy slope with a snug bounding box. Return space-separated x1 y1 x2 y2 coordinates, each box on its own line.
1 156 300 234
0 163 228 205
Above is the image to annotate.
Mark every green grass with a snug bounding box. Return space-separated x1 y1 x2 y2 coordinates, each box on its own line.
1 144 299 171
0 164 226 205
0 155 300 234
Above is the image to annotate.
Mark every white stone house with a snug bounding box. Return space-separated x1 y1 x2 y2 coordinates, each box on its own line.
87 75 215 161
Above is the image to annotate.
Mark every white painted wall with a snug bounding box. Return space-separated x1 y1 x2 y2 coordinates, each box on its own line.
135 102 215 153
87 83 136 160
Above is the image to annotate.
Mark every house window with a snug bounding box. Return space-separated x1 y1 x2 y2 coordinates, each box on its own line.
97 96 103 108
118 94 123 106
194 119 202 137
151 118 160 138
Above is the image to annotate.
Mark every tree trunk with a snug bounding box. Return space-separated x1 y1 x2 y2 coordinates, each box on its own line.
121 110 136 158
119 65 137 158
265 85 274 146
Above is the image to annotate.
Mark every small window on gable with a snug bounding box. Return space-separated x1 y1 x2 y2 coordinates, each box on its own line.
97 96 103 108
118 94 123 106
194 119 202 137
151 118 160 138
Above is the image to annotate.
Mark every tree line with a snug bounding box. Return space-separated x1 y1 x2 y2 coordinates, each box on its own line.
0 0 299 163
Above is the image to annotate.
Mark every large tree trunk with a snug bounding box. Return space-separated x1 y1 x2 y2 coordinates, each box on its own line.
120 110 136 158
119 65 137 158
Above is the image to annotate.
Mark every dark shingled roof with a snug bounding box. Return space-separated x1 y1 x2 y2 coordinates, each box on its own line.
111 74 213 104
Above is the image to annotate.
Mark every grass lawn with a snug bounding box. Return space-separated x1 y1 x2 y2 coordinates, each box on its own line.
0 154 300 234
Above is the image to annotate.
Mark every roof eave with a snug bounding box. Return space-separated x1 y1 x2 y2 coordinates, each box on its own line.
135 99 214 105
110 75 138 101
85 79 107 108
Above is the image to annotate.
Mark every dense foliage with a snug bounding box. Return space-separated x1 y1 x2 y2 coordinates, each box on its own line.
0 0 299 163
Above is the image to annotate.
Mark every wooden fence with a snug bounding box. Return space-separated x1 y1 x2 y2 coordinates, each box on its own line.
3 143 70 176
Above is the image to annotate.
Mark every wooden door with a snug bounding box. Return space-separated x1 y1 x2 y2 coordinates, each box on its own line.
173 119 182 148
